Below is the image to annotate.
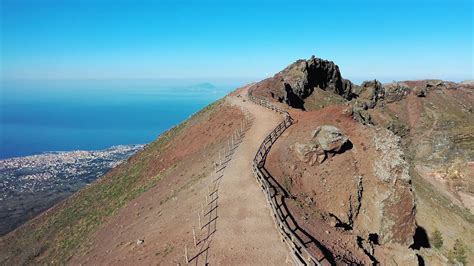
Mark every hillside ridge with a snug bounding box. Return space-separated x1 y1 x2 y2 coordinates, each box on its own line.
1 56 472 265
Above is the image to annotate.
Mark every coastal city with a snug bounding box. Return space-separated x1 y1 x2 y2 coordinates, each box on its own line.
0 144 144 235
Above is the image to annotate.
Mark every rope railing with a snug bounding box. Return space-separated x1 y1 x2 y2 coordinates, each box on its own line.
248 90 322 266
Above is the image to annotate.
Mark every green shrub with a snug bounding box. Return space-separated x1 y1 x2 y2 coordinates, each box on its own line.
448 239 467 265
431 229 443 249
282 175 293 194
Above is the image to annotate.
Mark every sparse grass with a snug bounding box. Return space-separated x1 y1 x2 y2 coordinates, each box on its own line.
411 168 474 262
154 243 174 258
411 169 473 223
431 229 443 249
0 98 226 265
36 147 175 263
162 243 174 257
303 87 346 111
294 198 305 209
448 239 468 265
282 175 293 194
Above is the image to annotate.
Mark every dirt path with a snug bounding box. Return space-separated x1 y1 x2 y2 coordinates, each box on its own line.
406 94 437 142
205 87 291 264
67 86 291 265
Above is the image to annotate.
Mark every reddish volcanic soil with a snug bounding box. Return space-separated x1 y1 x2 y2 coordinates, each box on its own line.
266 104 386 264
71 86 292 265
70 100 248 264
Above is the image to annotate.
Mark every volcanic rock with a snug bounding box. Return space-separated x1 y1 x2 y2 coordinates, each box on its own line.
373 129 411 182
311 125 349 152
383 82 410 103
295 125 349 165
256 56 355 109
352 101 372 125
414 87 426 97
353 79 385 109
294 142 324 165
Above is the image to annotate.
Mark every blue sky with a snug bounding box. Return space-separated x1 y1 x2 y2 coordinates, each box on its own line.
1 0 472 82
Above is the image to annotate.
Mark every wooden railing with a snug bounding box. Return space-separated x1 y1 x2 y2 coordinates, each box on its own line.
248 91 322 266
183 108 255 265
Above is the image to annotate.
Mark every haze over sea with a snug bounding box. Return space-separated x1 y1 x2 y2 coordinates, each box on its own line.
0 79 240 159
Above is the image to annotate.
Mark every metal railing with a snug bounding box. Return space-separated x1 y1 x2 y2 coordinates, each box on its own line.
248 91 322 266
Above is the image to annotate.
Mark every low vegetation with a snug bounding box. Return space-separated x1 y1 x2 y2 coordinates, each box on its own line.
282 174 293 194
0 99 225 265
448 239 468 265
430 229 443 249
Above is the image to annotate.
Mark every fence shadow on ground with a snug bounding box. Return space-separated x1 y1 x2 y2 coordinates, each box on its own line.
248 91 335 266
259 166 336 264
182 108 255 265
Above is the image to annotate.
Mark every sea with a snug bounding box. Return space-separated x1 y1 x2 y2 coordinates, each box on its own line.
0 79 242 159
0 79 245 235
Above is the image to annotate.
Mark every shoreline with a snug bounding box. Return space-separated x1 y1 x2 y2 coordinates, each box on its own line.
0 144 145 236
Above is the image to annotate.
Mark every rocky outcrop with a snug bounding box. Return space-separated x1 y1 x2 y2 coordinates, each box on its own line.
295 125 350 165
353 80 385 109
373 129 411 183
349 80 386 124
260 56 355 109
268 103 420 263
360 129 416 246
414 86 426 97
382 82 410 103
293 126 416 246
352 101 373 125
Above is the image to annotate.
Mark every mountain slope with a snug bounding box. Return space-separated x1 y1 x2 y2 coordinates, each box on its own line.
0 99 246 264
2 57 472 265
69 86 292 265
253 56 473 264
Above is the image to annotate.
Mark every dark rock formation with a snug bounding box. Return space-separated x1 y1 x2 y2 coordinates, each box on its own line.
352 101 372 125
353 80 385 109
384 82 410 102
260 56 355 109
414 87 426 97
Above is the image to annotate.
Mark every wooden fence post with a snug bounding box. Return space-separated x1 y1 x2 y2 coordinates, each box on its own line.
198 212 202 228
184 245 189 263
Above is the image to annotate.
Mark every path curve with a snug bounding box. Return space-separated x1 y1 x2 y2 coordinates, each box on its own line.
206 86 291 264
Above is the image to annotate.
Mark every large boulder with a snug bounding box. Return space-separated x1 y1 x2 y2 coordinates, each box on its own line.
312 125 349 152
294 142 324 165
295 125 350 165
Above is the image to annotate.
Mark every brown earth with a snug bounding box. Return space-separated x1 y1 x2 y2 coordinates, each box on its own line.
0 98 250 264
2 55 472 265
251 56 474 263
68 86 292 265
266 103 418 264
368 82 474 263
